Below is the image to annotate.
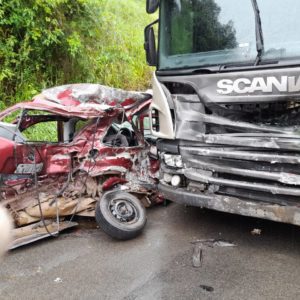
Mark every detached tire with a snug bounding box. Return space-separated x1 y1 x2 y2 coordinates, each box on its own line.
95 191 147 240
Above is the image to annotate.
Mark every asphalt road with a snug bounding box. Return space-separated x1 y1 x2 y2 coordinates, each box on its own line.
1 203 300 300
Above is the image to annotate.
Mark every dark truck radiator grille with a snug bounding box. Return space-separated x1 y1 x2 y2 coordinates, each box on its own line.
181 145 300 206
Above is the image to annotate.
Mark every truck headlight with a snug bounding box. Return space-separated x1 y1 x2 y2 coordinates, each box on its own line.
163 154 183 168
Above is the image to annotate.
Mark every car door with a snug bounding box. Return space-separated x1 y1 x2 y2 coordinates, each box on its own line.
14 110 72 179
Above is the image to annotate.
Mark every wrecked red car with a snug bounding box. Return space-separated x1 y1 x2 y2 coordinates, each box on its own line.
0 84 160 249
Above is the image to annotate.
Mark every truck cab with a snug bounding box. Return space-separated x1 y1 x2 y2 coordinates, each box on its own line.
145 0 300 226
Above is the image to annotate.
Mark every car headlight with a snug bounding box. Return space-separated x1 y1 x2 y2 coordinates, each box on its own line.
163 154 183 168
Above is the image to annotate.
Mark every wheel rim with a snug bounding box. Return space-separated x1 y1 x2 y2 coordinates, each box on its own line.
109 199 139 224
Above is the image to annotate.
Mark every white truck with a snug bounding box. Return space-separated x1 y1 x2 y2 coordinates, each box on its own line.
144 0 300 226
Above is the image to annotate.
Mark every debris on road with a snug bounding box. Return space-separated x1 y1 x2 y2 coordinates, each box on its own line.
191 239 236 268
251 228 262 236
213 240 236 247
192 244 203 268
199 285 214 293
54 277 63 283
191 239 236 248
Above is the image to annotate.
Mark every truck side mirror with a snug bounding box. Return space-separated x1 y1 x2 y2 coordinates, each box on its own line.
146 0 159 14
144 22 158 66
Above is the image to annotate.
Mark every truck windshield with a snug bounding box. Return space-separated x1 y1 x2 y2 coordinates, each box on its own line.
159 0 300 70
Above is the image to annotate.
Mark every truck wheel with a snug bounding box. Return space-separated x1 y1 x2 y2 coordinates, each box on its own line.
95 191 147 240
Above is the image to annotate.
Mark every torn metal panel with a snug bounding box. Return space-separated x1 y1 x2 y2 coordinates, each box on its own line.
172 94 300 146
102 177 128 191
24 197 96 220
46 154 72 174
10 221 78 250
174 97 296 136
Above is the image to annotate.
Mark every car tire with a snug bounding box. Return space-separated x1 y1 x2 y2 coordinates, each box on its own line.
95 191 147 240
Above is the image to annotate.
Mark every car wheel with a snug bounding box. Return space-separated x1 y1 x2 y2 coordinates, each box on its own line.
95 191 147 240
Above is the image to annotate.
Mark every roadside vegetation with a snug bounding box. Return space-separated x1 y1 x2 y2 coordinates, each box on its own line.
0 0 155 109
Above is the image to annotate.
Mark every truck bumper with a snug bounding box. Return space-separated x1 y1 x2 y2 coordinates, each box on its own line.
159 182 300 226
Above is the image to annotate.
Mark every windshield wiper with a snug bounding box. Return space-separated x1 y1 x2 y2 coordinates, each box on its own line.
251 0 264 65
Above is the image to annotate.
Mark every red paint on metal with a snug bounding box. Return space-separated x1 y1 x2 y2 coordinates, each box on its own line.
4 178 29 186
1 158 16 174
57 89 82 106
61 98 81 106
46 155 71 174
153 193 164 204
57 89 72 100
102 177 128 191
149 158 160 174
0 138 15 173
126 99 151 121
81 157 133 175
121 98 136 107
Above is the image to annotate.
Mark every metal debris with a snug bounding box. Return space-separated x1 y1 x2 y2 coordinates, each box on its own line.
191 239 236 248
192 244 203 268
191 239 235 269
54 277 63 283
251 228 262 236
199 285 214 293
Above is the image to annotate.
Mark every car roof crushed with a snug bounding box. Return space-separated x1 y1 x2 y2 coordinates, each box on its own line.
0 84 152 120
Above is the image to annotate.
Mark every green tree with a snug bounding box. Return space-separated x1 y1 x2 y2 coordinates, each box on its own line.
0 0 154 107
170 0 237 55
192 0 237 52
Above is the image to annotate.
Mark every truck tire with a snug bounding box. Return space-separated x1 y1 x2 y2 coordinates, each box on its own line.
95 191 147 240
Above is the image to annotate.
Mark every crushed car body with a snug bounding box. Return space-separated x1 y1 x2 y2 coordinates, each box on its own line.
0 84 161 249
